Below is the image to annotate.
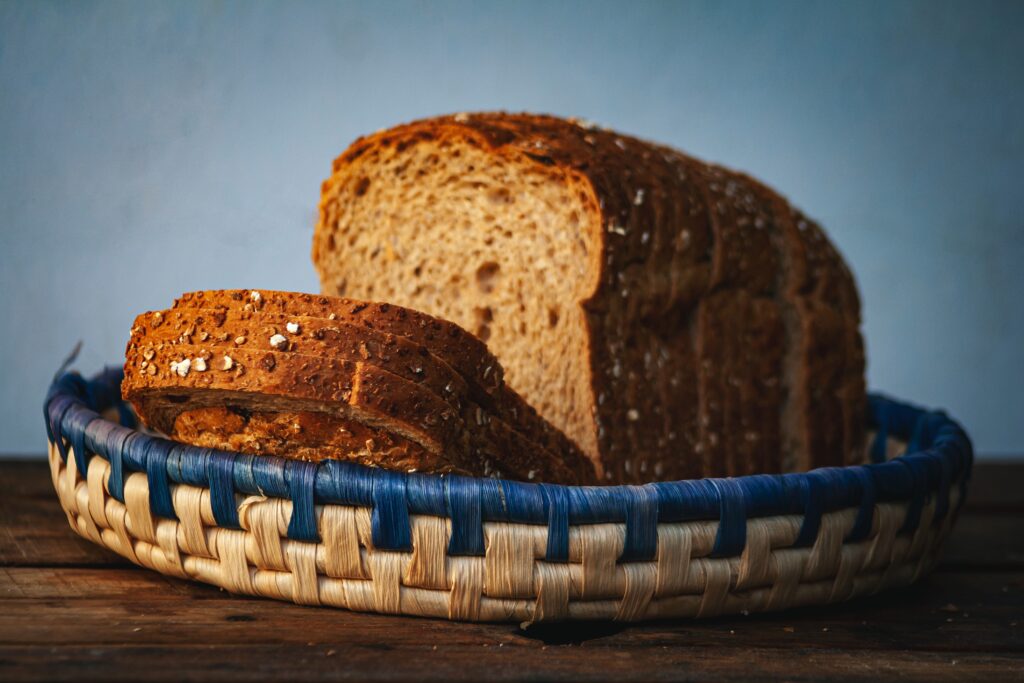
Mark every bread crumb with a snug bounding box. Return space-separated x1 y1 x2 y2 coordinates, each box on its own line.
170 358 191 377
269 334 288 350
627 409 639 421
143 348 155 360
607 224 627 236
328 313 337 320
234 336 247 345
222 355 234 371
250 291 262 303
193 357 207 372
453 112 469 123
527 470 536 480
634 189 645 206
286 322 300 334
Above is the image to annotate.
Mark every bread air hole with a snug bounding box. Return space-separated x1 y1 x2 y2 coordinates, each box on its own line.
475 261 500 294
473 306 493 341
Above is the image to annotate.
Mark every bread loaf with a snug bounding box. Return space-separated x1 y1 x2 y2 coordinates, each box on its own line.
313 113 866 482
123 293 596 484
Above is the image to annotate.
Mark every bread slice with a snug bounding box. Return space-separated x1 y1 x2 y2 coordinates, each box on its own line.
167 290 588 471
125 311 594 483
312 113 866 481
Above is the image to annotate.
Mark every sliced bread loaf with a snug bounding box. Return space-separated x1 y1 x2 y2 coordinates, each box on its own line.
312 112 866 482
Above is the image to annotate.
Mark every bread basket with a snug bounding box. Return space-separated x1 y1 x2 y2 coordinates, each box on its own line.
44 366 972 622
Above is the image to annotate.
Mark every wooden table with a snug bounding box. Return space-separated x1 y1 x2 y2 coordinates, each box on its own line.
2 459 1021 682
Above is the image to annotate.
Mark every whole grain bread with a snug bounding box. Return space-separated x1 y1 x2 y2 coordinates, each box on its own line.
154 295 590 472
125 313 594 483
312 112 866 482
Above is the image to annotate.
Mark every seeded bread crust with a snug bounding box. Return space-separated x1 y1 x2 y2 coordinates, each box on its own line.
135 307 475 407
124 338 592 484
313 113 866 481
173 290 504 393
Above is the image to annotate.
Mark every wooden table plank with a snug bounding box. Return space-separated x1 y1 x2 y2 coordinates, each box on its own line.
0 567 1020 652
963 462 1024 513
0 462 128 567
2 644 1021 683
0 458 1021 682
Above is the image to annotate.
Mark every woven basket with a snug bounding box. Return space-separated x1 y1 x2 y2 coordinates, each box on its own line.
44 367 972 622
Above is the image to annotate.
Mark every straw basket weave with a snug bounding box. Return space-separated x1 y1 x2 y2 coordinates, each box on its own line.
44 367 972 622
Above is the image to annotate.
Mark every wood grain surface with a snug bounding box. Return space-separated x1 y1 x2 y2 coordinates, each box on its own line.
1 459 1021 682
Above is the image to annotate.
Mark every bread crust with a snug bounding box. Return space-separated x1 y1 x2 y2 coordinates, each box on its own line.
314 113 866 481
174 290 503 392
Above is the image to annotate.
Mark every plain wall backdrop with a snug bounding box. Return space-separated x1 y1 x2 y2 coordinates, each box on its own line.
2 0 1022 458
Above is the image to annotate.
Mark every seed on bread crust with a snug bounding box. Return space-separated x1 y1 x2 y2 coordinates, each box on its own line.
170 358 191 377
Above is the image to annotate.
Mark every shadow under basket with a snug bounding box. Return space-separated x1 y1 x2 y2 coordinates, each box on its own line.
44 368 973 623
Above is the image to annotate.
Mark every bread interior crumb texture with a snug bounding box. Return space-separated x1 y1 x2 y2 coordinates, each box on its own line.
315 135 603 463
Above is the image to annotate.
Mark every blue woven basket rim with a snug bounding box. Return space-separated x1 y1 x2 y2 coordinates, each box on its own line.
44 367 973 561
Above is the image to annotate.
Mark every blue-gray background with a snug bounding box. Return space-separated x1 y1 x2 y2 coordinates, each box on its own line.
2 0 1022 458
